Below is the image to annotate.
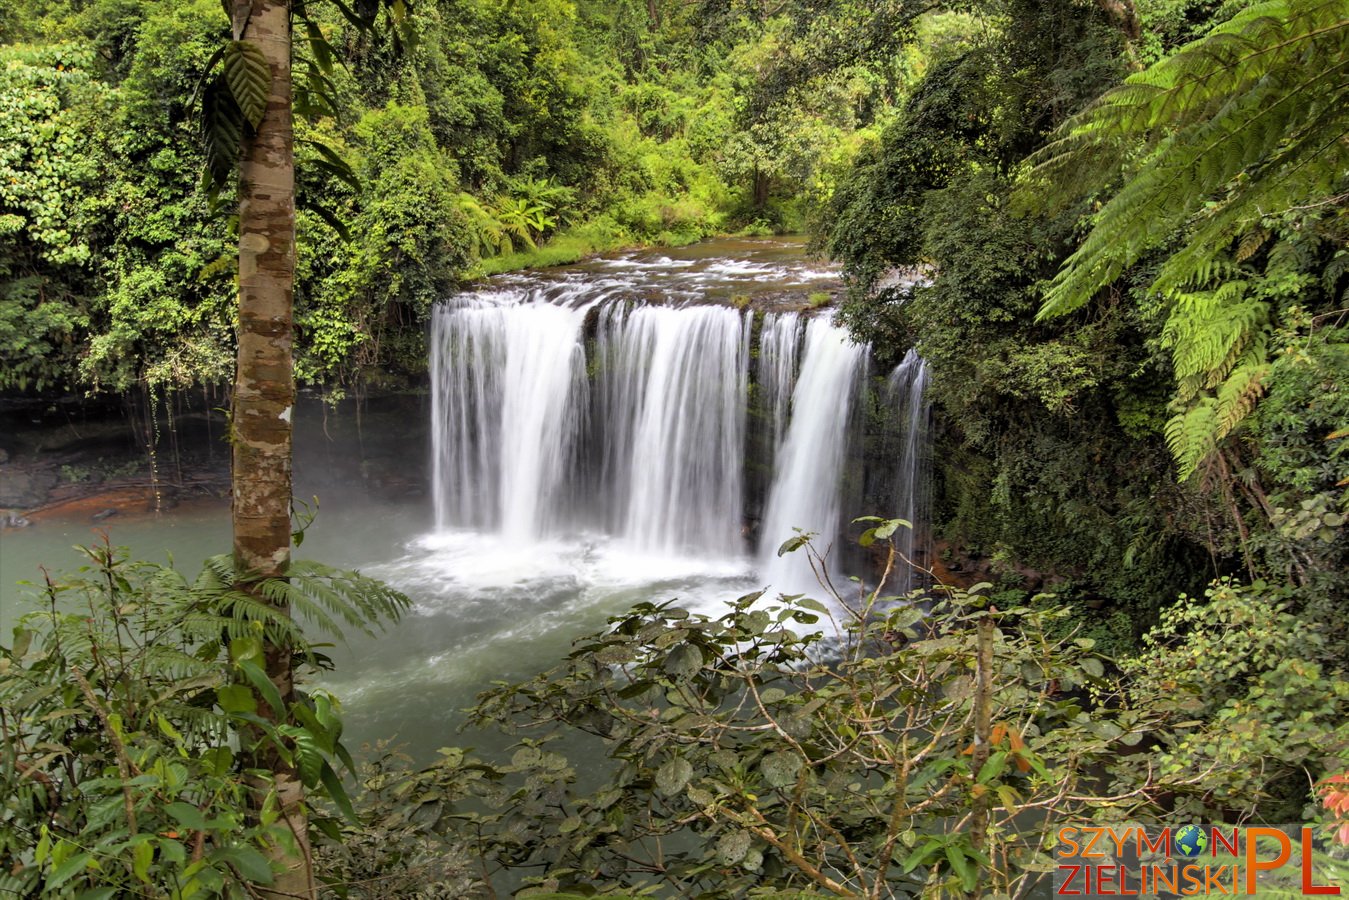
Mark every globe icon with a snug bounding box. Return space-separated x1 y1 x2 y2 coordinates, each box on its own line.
1174 825 1208 858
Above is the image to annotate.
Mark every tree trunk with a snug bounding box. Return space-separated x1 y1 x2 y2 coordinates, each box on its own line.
231 1 311 897
753 164 770 210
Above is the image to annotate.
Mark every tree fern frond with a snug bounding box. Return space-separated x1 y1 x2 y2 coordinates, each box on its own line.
1029 0 1349 318
1166 399 1221 481
1214 362 1270 440
261 561 411 639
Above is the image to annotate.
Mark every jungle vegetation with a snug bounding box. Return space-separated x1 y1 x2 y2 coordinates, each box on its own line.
1 0 1347 896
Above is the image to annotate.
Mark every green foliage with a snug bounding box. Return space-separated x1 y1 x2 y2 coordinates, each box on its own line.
0 43 105 391
312 745 483 899
1119 578 1349 820
0 0 910 393
414 585 1145 897
346 531 1346 897
0 539 410 896
1030 0 1349 317
1026 0 1349 479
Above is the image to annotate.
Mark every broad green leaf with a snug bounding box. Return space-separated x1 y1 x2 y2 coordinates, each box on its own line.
132 840 154 882
237 659 284 718
946 845 976 892
977 750 1009 784
223 40 270 129
212 846 273 884
165 802 208 832
761 751 803 788
717 829 751 865
664 643 701 680
45 851 93 889
656 757 694 796
319 761 359 823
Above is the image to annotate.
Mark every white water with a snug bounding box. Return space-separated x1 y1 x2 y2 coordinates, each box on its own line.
429 293 590 539
598 303 747 556
430 286 885 602
888 349 931 594
759 311 802 456
758 315 869 596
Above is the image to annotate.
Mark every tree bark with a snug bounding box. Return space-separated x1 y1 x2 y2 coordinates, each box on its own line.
232 1 311 897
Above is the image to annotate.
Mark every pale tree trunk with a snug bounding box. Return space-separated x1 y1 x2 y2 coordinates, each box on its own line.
231 1 313 897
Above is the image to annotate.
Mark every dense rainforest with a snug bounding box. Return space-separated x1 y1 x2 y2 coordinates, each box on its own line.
1 0 1347 896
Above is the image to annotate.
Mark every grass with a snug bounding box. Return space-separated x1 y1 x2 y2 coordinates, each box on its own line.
476 225 632 277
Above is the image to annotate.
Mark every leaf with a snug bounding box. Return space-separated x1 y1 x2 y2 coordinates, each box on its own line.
300 139 360 190
132 840 154 882
656 757 694 796
717 829 751 865
47 855 93 892
223 40 271 130
217 684 254 715
761 751 803 788
237 659 284 718
901 838 942 873
977 751 1008 784
165 802 208 832
292 728 323 787
156 714 185 745
213 846 274 884
303 22 335 75
12 627 33 658
201 78 242 187
664 643 701 680
946 845 976 892
320 761 360 823
777 533 811 557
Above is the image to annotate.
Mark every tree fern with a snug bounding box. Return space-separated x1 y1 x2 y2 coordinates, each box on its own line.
1028 0 1349 310
1166 398 1220 480
1023 0 1348 478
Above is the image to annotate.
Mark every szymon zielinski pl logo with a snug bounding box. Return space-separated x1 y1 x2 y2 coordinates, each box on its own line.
1054 825 1347 896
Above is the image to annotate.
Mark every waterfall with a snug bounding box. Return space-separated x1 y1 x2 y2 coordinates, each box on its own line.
598 303 747 556
428 274 924 602
758 315 868 596
429 293 589 539
758 312 802 454
887 349 931 594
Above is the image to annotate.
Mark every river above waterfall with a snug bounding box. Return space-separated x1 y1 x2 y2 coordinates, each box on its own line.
0 237 928 761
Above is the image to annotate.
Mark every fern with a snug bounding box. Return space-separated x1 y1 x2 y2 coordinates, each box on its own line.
1027 0 1349 315
1166 398 1220 480
1023 0 1348 478
1215 361 1270 438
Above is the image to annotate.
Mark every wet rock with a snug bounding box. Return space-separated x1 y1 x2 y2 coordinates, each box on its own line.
2 510 31 528
0 468 57 508
91 508 119 522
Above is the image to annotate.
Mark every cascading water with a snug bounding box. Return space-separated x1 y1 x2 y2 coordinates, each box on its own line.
429 292 589 539
427 246 924 607
887 349 931 594
758 314 869 596
598 303 747 556
758 312 802 455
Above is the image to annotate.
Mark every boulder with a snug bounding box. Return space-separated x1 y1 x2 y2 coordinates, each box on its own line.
0 468 57 508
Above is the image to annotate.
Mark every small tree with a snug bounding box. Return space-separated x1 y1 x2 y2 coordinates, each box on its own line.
199 1 414 894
